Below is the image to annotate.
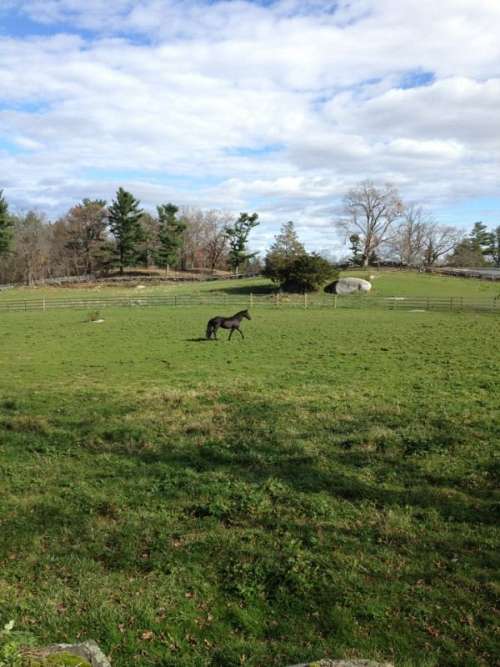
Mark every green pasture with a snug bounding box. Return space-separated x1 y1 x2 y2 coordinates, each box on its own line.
0 269 499 303
0 303 499 666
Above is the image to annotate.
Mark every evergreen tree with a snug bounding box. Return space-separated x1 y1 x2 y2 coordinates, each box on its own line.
349 234 363 265
156 204 186 269
277 253 337 292
469 221 494 257
264 221 305 283
270 221 305 258
107 188 144 274
0 190 13 258
490 226 500 267
225 212 259 274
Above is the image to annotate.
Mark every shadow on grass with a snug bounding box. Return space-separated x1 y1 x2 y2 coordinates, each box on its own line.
209 282 276 296
74 394 499 528
3 390 498 559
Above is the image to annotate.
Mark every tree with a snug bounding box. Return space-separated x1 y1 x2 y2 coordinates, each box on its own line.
0 190 13 258
270 221 305 258
348 234 363 265
135 212 159 268
469 222 494 257
422 223 462 266
336 181 404 267
225 212 259 274
107 188 144 274
276 253 337 292
203 211 230 271
9 212 50 285
448 238 486 267
61 198 108 275
263 221 305 283
489 226 500 267
389 205 429 266
156 203 186 270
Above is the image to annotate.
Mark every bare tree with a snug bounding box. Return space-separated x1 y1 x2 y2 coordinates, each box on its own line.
180 208 231 271
8 212 51 285
389 205 430 266
336 181 404 267
421 223 462 267
201 210 230 271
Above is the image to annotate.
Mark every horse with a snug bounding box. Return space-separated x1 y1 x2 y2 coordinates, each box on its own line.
206 309 251 340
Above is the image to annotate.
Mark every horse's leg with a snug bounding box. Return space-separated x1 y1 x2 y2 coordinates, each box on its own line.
228 328 234 341
214 324 219 340
237 327 244 339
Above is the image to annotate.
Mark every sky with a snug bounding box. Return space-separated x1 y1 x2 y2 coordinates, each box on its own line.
0 0 499 255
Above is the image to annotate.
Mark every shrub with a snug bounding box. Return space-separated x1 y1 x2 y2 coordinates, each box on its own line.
265 252 337 292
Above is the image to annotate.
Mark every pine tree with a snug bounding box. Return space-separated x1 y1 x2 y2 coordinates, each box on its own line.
225 212 259 274
349 234 363 265
107 188 144 274
269 221 305 258
156 204 186 269
469 221 494 257
0 190 13 258
491 226 500 267
263 221 305 283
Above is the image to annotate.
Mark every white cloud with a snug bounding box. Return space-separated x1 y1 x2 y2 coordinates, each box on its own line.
0 0 499 250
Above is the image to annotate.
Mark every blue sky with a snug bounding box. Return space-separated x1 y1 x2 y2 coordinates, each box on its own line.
0 0 499 254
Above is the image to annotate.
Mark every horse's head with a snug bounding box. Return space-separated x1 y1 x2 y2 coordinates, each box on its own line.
242 309 251 320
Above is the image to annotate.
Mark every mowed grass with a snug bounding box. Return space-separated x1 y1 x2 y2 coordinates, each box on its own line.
0 305 499 666
1 269 499 302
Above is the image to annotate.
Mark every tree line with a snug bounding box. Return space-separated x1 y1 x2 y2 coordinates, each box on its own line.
0 180 498 287
0 187 260 285
336 181 499 269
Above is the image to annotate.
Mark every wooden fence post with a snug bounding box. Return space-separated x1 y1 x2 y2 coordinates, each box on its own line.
304 292 308 309
250 292 253 308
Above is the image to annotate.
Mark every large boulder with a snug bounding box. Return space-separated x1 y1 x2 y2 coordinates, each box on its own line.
324 277 372 295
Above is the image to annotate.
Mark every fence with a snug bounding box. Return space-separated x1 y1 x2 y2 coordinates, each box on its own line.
0 293 498 314
426 267 500 281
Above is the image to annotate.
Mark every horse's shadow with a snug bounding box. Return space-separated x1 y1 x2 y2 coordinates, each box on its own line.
185 337 211 342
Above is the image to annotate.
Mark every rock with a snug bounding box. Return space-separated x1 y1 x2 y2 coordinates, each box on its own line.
288 661 393 667
324 278 372 295
25 641 111 667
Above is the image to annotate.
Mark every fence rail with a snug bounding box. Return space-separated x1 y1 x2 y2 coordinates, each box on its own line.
0 293 498 314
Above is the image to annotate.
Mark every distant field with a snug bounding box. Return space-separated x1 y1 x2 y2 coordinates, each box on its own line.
1 304 498 666
1 269 499 302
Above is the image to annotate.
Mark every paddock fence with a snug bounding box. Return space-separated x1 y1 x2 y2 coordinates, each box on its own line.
0 293 499 314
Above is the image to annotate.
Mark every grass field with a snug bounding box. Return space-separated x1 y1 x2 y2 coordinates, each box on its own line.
1 269 499 302
1 286 499 665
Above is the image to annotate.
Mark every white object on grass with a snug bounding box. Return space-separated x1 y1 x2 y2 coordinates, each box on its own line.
330 277 372 295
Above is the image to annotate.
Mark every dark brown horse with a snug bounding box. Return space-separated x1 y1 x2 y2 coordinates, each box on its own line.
206 309 251 340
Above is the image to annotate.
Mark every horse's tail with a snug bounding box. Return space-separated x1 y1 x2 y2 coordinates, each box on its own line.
206 321 213 339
